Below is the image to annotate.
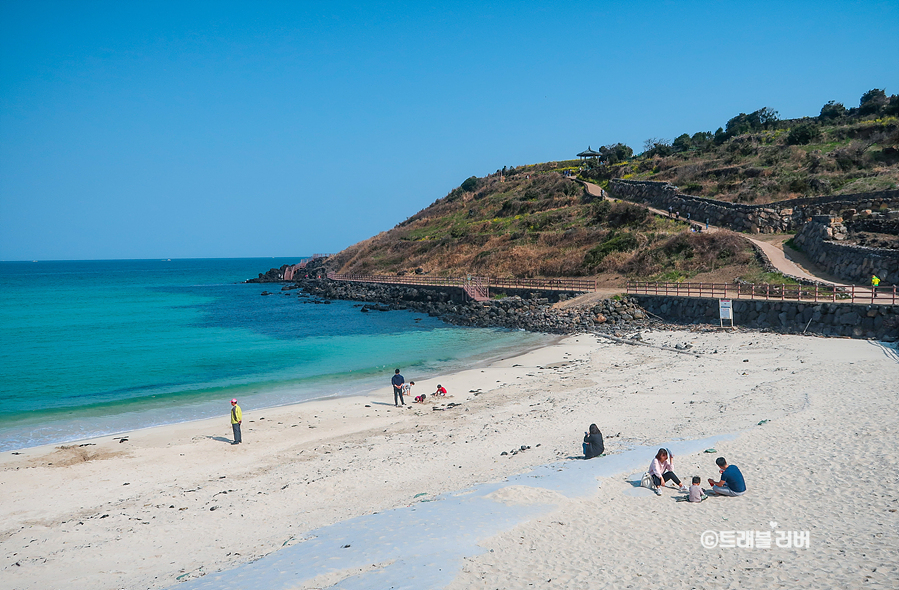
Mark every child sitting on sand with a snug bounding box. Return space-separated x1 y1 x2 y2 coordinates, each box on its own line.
414 392 427 403
689 476 707 502
434 384 447 396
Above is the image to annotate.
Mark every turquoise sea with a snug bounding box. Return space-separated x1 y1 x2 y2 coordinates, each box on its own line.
0 258 551 451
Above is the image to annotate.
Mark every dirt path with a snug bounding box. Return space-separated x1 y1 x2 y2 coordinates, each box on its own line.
745 236 845 285
575 179 898 304
580 180 851 286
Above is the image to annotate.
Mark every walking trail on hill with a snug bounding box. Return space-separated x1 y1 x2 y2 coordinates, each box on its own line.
579 180 860 289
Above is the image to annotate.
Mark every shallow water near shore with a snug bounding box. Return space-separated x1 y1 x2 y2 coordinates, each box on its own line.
0 259 551 451
172 434 736 590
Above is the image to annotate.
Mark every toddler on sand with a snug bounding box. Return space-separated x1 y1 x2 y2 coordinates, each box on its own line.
689 476 707 502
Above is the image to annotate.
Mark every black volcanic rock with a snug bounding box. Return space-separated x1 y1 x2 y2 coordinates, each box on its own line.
287 277 652 335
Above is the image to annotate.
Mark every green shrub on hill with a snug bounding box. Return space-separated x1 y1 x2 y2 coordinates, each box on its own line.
859 89 888 116
786 123 820 145
460 176 478 192
819 100 847 121
600 87 899 201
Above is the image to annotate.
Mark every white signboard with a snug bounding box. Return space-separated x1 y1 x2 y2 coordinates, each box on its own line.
719 299 732 319
719 299 733 327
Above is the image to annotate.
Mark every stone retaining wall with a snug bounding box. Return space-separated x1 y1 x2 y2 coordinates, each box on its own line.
633 295 899 341
610 179 899 234
792 216 899 284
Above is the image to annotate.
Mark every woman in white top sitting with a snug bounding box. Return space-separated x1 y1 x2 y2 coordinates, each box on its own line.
649 448 687 495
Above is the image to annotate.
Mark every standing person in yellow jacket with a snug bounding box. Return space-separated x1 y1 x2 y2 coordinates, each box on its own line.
871 274 880 297
230 398 242 444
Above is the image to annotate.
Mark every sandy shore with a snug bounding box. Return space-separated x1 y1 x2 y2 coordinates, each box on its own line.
2 329 897 589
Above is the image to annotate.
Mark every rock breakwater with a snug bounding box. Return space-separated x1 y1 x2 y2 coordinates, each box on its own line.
296 279 650 334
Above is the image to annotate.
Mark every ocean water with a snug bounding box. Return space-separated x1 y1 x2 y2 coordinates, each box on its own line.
0 259 551 451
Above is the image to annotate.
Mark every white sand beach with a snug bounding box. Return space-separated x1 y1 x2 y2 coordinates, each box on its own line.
2 329 897 589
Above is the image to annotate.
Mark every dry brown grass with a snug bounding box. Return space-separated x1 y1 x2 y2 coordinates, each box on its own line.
325 170 758 283
332 228 754 282
619 230 753 278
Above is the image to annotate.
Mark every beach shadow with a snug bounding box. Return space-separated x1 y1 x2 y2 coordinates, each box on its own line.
870 340 899 363
622 477 658 497
700 490 730 498
368 401 398 407
205 436 235 444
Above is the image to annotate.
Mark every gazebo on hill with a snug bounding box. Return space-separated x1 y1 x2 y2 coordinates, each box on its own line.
577 146 601 162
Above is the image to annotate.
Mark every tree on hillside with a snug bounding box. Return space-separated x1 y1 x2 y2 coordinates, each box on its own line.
755 107 780 129
460 176 478 192
786 122 819 145
599 143 633 164
713 127 728 145
819 100 847 121
725 112 754 136
691 131 714 151
672 133 692 152
725 107 779 137
887 94 899 116
859 88 887 115
642 138 672 158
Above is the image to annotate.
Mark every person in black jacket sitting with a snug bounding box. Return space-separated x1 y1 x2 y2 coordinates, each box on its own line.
583 424 604 459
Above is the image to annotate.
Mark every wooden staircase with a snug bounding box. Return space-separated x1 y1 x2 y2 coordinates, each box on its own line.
463 276 490 301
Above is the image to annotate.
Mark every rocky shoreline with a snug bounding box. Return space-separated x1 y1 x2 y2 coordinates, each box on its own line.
249 270 898 341
285 278 652 335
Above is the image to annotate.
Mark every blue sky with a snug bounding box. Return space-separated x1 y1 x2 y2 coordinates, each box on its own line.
2 1 897 261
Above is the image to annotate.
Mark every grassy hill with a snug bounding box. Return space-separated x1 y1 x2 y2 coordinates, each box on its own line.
327 88 899 283
328 169 755 283
580 90 899 203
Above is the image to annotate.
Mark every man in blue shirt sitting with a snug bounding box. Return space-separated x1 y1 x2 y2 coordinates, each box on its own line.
708 457 746 496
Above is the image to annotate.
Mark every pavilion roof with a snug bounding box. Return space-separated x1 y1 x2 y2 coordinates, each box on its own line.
577 146 601 157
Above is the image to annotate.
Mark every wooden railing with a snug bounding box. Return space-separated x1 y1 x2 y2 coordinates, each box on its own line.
326 273 597 293
463 276 490 301
626 281 897 305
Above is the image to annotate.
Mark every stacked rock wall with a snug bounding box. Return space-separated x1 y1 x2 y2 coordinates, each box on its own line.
632 295 899 341
610 179 899 234
296 278 649 334
792 216 899 284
